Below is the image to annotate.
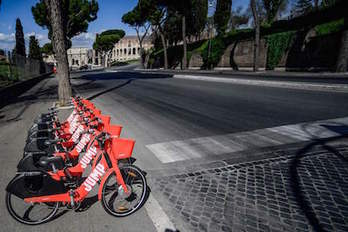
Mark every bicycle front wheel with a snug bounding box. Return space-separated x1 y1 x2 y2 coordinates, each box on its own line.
101 165 147 217
6 192 59 225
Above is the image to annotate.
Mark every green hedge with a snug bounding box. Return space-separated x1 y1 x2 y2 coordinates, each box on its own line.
315 19 344 36
265 31 295 70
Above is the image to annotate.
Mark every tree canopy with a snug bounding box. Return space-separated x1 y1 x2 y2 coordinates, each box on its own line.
32 0 98 48
93 30 125 53
214 0 232 36
41 42 53 55
263 0 288 23
188 0 208 37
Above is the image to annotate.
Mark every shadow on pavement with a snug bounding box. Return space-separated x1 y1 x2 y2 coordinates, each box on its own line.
72 71 173 101
77 71 173 81
87 79 133 100
0 79 57 123
290 123 348 232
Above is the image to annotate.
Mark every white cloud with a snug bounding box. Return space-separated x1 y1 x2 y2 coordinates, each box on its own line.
0 33 15 42
0 32 49 52
71 32 96 48
25 32 49 43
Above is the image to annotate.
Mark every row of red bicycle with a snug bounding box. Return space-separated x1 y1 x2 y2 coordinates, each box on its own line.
5 96 147 225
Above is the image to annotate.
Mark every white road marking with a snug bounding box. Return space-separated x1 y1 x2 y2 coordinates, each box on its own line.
146 117 348 163
173 74 348 92
145 194 177 232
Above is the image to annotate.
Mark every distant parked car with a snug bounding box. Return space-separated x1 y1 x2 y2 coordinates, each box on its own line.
79 65 88 70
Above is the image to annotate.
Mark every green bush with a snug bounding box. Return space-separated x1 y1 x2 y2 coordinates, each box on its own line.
315 19 344 36
201 37 225 69
266 31 295 70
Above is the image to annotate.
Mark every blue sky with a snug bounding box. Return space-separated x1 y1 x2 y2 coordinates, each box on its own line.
0 0 289 52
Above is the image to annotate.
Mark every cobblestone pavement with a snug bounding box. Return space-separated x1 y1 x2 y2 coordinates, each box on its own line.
150 145 348 232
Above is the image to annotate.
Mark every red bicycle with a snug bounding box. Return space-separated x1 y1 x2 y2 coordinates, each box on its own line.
6 130 147 225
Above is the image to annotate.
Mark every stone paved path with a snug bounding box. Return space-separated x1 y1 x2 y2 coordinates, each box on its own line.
150 145 348 232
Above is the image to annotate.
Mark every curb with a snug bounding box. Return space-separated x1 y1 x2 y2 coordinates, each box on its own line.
135 68 348 79
173 74 348 93
0 72 53 108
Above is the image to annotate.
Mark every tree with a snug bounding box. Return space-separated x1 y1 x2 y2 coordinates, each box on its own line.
251 0 260 72
189 0 208 38
262 0 288 23
336 15 348 72
295 0 313 15
214 0 232 36
28 36 42 60
149 2 169 69
14 18 26 57
93 30 125 68
41 42 54 55
32 0 98 49
163 9 182 46
229 6 250 30
321 0 337 7
44 0 71 106
122 1 152 68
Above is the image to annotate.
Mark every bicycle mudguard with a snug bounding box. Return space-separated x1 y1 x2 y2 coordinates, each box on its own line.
6 172 68 199
17 154 46 172
24 138 54 153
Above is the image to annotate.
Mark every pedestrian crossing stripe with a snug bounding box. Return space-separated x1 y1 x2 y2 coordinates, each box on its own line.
146 117 348 163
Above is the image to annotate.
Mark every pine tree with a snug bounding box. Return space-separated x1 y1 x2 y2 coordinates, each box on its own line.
295 0 313 15
14 18 26 57
28 35 42 60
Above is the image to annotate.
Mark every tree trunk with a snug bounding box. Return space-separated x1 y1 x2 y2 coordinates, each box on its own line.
182 15 187 70
336 18 348 72
45 0 72 106
251 0 260 72
159 31 168 69
314 0 319 9
136 29 145 69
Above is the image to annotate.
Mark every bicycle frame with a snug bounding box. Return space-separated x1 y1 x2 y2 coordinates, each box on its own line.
24 138 135 204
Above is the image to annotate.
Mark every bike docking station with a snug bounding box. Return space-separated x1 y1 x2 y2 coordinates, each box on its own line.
5 96 148 225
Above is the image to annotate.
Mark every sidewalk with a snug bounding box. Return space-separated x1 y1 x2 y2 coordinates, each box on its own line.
0 78 157 232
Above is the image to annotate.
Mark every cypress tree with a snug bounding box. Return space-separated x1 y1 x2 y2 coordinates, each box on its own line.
214 0 232 36
28 35 42 60
14 18 26 57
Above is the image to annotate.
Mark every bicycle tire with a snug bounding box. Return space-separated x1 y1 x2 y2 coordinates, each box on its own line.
5 192 59 225
101 165 147 217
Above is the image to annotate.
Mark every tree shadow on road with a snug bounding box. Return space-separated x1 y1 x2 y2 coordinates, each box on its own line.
72 71 173 101
87 79 133 100
290 123 348 232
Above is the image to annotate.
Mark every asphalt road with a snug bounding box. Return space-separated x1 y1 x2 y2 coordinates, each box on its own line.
1 69 348 232
72 68 348 171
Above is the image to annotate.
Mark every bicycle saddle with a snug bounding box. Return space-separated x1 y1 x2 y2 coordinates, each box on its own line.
38 156 65 170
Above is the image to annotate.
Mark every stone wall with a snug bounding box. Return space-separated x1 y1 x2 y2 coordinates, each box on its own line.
187 31 341 71
217 39 267 69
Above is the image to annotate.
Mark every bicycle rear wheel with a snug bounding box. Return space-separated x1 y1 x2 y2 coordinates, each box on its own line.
101 165 147 217
6 192 59 225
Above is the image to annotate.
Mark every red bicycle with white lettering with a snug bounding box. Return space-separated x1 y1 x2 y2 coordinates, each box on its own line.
6 130 147 225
